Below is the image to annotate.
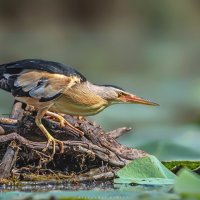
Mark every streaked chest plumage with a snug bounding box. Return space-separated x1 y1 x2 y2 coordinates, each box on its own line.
50 86 108 116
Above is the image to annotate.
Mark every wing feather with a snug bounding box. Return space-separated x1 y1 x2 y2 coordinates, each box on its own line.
6 70 79 102
1 59 86 82
0 59 85 103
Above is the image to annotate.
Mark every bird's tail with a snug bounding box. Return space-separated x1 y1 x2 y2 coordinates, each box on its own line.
0 64 11 92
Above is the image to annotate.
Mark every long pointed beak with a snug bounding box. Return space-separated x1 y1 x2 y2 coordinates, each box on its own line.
120 93 159 106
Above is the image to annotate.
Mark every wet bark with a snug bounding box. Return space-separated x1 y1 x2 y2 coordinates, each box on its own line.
0 141 19 178
0 102 148 183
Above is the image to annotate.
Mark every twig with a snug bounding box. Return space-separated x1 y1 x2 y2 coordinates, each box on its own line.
107 127 132 138
10 101 24 119
0 141 19 178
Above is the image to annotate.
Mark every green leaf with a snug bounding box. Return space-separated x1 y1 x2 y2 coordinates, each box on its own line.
114 155 176 185
163 160 200 172
174 168 200 197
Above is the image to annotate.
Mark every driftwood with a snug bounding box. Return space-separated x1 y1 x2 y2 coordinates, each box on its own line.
0 102 148 183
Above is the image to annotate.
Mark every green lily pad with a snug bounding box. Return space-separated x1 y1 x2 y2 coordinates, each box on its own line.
174 168 200 197
163 161 200 171
114 155 176 185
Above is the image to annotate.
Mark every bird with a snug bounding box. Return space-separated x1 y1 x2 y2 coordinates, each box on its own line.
0 59 159 158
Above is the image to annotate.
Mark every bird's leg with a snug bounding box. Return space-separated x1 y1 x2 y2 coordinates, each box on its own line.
46 111 84 137
35 108 64 159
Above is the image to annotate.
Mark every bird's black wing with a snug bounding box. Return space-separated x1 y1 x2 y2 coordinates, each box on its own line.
0 59 86 81
0 59 86 102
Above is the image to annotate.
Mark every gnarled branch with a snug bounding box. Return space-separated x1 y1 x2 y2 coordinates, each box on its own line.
0 102 148 183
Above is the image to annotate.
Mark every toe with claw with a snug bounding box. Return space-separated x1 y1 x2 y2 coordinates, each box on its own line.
43 136 64 159
46 111 84 137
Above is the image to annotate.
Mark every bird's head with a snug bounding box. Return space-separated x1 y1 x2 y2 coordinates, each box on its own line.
98 84 159 106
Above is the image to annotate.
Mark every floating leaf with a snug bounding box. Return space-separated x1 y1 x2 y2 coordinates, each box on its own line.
163 160 200 174
115 155 176 185
174 168 200 197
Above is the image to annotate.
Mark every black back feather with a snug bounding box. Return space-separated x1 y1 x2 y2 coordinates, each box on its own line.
0 59 87 98
0 59 86 82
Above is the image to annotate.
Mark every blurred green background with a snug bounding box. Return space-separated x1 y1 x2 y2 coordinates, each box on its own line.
0 0 200 161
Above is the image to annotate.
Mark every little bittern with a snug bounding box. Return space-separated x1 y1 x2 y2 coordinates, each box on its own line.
0 59 159 157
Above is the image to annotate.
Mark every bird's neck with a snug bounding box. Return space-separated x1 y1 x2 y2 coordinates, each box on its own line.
86 82 109 98
62 81 109 106
51 81 109 116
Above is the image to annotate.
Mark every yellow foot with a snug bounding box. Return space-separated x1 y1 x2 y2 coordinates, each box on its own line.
42 136 64 159
46 111 84 137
